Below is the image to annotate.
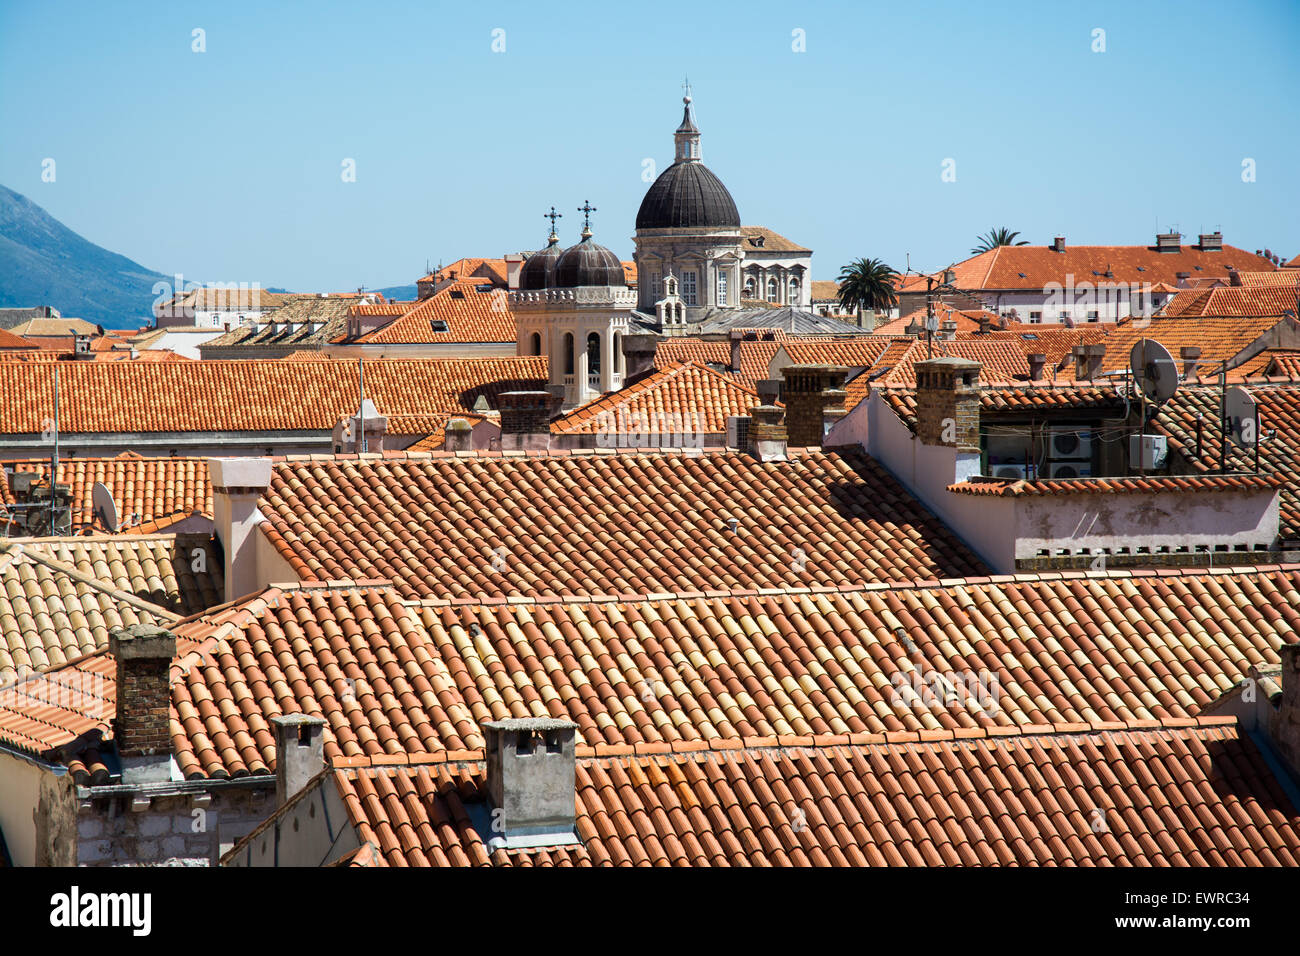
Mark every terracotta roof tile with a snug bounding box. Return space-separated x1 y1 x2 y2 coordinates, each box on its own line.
947 244 1276 291
552 363 760 435
351 280 516 344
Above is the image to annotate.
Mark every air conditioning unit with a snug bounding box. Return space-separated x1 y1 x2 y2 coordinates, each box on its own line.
1049 427 1091 460
1049 461 1092 479
993 464 1028 480
1130 434 1168 470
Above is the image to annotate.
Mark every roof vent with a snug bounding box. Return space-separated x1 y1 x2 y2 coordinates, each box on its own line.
753 235 765 247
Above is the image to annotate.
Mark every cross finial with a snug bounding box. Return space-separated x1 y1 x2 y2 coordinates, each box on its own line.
577 200 597 235
543 205 562 240
682 76 692 103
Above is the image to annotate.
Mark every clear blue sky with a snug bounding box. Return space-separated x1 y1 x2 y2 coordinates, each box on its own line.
2 0 1297 291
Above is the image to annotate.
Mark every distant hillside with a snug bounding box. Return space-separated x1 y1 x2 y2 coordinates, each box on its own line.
0 184 169 329
373 284 417 301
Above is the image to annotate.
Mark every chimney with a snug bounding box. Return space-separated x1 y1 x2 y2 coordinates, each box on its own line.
443 417 473 452
483 718 578 849
1072 343 1106 380
332 399 388 454
729 329 744 371
498 391 557 450
1198 231 1223 252
621 333 660 383
943 268 956 285
756 379 781 405
781 365 849 448
504 253 525 290
977 314 991 335
208 458 274 603
1228 268 1243 287
939 318 958 340
109 624 177 784
750 404 787 462
1156 232 1182 253
914 358 981 452
1052 236 1066 253
1027 353 1047 381
1180 346 1202 379
271 714 326 807
1267 644 1300 777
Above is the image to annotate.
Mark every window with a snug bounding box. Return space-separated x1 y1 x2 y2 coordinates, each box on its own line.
613 332 622 372
529 332 541 356
586 332 601 374
651 272 662 298
563 332 574 375
681 270 697 305
1058 311 1069 320
766 277 777 301
1029 311 1042 321
716 271 727 305
789 278 800 303
1087 311 1099 322
743 279 755 299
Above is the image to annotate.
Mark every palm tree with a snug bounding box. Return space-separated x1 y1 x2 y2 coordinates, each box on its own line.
836 258 899 329
971 228 1030 255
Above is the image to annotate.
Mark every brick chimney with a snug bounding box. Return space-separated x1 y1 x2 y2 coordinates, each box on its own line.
1228 268 1243 287
498 391 557 450
914 358 981 452
483 718 578 849
1051 236 1066 253
729 330 744 371
1072 344 1106 381
443 417 473 452
1180 346 1202 379
208 458 273 603
1198 231 1223 252
271 714 326 807
781 364 849 448
1026 353 1047 381
109 624 176 784
750 404 787 462
1156 231 1182 253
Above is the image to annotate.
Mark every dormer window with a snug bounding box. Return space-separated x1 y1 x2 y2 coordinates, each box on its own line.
430 319 449 333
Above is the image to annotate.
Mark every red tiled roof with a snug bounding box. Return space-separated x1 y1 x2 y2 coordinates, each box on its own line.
778 336 905 370
947 474 1282 497
873 305 999 336
0 356 547 433
878 382 1124 430
1057 314 1298 377
1162 284 1300 318
350 280 516 344
324 719 1300 866
0 329 37 350
419 258 510 286
947 243 1276 290
653 333 788 389
259 448 987 598
1 455 212 533
552 362 760 435
876 338 1030 385
12 565 1300 780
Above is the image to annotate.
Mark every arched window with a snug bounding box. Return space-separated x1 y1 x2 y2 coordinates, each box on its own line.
563 332 575 375
529 332 541 356
613 332 623 372
743 279 755 299
586 332 601 374
788 278 800 303
766 277 777 301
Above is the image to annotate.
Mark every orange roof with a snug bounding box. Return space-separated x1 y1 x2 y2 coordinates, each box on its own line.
351 280 516 344
947 242 1276 290
621 261 637 285
315 718 1300 866
948 474 1281 497
810 280 841 302
0 356 547 433
552 362 760 435
419 257 510 286
653 333 787 388
778 336 906 370
1162 283 1300 318
1064 314 1298 376
874 304 1000 336
0 328 37 350
1 455 212 533
876 338 1030 385
259 448 987 600
7 565 1300 783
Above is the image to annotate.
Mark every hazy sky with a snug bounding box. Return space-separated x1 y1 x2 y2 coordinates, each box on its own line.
2 0 1297 291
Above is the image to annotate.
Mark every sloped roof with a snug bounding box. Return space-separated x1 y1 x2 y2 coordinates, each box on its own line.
875 338 1030 385
200 296 355 350
351 280 516 344
696 308 865 336
0 356 547 433
810 280 841 302
1064 314 1297 376
1162 284 1300 318
946 243 1276 290
6 565 1299 781
259 448 988 599
740 226 811 254
1 455 212 533
0 535 221 684
418 257 510 286
314 718 1300 866
552 362 760 435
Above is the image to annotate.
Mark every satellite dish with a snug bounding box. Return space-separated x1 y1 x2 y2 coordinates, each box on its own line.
1129 338 1179 403
91 482 118 533
1225 386 1259 447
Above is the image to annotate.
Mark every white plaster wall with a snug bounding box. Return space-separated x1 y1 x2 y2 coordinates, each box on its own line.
0 752 47 866
225 780 357 867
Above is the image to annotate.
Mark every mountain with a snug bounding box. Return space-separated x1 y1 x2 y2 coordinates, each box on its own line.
0 184 169 329
373 284 418 301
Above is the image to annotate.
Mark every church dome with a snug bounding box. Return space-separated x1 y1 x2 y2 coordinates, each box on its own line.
519 234 562 290
636 161 740 230
553 230 626 288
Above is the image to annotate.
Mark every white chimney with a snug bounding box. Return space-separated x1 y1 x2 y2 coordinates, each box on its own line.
483 718 579 850
272 714 326 807
208 458 273 603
